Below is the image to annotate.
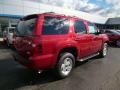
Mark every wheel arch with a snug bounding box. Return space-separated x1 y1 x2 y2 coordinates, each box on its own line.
57 46 78 63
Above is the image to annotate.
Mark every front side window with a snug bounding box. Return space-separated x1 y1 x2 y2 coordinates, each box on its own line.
42 16 69 35
74 20 86 34
88 23 97 34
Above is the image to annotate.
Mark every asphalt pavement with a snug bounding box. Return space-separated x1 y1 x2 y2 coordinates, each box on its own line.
0 41 120 90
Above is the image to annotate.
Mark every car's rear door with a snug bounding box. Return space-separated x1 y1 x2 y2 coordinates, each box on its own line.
40 15 70 61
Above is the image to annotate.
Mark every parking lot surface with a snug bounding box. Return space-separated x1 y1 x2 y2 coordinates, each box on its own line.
0 42 120 90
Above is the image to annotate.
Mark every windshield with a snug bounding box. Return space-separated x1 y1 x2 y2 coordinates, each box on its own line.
16 17 37 36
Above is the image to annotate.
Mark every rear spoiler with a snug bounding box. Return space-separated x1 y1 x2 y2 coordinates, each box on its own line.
20 14 38 20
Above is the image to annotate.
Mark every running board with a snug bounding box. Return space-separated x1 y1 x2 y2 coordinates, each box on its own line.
78 53 99 62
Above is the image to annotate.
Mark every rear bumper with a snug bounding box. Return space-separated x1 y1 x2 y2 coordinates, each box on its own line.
12 51 55 70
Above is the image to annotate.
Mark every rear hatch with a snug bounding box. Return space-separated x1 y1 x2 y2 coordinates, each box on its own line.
14 15 39 57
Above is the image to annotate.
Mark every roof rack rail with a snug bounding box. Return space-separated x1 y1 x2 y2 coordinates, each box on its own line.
42 12 79 18
43 12 55 14
42 12 67 16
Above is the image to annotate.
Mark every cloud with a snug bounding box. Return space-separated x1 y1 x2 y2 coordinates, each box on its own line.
29 0 120 17
105 0 120 5
36 0 101 12
96 0 120 17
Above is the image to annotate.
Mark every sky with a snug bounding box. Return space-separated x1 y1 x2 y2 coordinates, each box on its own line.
30 0 120 17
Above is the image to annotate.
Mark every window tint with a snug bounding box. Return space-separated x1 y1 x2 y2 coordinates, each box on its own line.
74 20 86 34
42 16 69 35
88 23 97 34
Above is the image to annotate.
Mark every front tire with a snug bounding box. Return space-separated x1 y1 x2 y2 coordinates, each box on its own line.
99 43 108 58
55 52 75 79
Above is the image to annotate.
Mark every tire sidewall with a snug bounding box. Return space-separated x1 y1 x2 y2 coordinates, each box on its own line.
102 43 108 57
56 52 75 78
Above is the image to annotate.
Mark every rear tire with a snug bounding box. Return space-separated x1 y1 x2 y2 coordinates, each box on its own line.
55 52 75 79
99 43 108 58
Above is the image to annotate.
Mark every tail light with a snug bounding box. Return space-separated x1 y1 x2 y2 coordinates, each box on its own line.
35 44 42 53
32 43 36 48
31 43 42 53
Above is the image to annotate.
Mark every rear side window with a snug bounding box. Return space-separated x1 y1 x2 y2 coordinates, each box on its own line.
74 20 86 34
42 16 69 35
16 15 37 36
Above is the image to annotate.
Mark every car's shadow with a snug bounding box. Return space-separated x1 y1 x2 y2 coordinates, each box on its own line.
0 58 95 90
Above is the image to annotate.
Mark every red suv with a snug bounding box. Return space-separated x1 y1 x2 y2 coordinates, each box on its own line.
13 13 109 78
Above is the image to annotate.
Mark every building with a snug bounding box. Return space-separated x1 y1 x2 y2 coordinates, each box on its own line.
105 18 120 29
96 17 120 30
0 0 110 36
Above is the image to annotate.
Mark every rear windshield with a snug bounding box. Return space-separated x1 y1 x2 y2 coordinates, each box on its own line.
42 16 69 35
16 16 37 36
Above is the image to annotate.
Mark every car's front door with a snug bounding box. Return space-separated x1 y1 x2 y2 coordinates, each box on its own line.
87 22 103 54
